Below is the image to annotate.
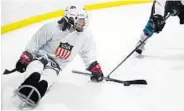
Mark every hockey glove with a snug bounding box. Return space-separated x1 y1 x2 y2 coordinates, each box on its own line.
152 14 165 33
16 51 33 73
178 6 184 24
143 14 165 37
165 1 183 16
88 61 104 82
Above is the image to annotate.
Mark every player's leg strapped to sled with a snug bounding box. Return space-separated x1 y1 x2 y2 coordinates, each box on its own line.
16 52 61 107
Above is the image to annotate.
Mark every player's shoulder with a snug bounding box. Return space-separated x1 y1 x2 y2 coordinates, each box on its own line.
42 21 61 32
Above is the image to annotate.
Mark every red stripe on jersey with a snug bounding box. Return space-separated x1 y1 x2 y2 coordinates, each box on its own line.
62 49 68 59
57 48 62 57
56 48 60 57
59 48 64 58
55 48 59 56
64 51 71 59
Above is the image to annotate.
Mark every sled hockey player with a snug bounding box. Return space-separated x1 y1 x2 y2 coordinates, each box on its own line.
135 0 184 55
14 5 104 107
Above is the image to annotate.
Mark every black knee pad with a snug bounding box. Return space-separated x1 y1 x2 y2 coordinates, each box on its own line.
36 80 48 97
21 72 41 86
18 86 41 106
18 80 48 106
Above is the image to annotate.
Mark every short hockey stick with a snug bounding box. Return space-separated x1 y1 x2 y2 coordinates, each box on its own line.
106 13 171 78
72 70 147 86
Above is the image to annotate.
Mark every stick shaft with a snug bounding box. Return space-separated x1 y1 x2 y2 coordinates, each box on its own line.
72 70 147 85
107 13 171 78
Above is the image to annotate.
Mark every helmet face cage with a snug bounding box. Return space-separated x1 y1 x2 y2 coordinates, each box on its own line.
74 14 88 32
64 6 88 32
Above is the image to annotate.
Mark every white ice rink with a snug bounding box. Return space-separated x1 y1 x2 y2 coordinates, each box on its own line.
1 3 184 111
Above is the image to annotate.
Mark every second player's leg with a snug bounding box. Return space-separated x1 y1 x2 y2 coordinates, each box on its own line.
135 1 166 55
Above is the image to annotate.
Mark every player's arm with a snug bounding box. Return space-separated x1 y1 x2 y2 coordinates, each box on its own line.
79 33 104 82
16 24 53 73
25 24 53 54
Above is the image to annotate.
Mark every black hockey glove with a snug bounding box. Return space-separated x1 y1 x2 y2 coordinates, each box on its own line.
152 14 166 33
143 15 165 37
87 61 104 82
16 51 33 73
178 6 184 24
165 1 183 16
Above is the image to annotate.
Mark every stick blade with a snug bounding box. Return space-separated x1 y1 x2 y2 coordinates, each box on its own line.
106 78 147 86
3 68 17 75
3 69 11 74
128 79 147 85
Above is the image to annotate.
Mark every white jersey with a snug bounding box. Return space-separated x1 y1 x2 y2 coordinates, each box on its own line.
153 0 184 16
25 21 97 70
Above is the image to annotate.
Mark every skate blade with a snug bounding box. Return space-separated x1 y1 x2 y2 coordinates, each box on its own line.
16 95 36 110
10 93 34 110
19 102 35 110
